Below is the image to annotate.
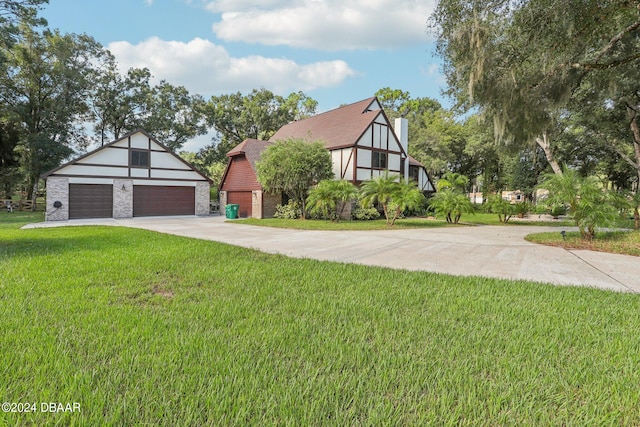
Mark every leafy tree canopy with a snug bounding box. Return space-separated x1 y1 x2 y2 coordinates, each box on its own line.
256 139 333 218
431 0 640 178
202 89 318 164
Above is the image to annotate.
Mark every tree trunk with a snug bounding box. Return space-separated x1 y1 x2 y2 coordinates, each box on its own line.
31 178 38 211
535 132 563 175
626 104 640 187
382 203 390 224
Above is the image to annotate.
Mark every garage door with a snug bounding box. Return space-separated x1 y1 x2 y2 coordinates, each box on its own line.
69 184 113 219
133 185 195 217
227 191 252 218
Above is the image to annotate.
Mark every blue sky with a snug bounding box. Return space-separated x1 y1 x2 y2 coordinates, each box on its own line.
42 0 446 150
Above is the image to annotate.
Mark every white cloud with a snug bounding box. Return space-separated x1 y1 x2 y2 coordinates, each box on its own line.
107 37 356 96
207 0 436 50
420 62 445 84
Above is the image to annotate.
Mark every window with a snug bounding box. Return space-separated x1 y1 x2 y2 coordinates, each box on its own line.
409 166 419 182
372 151 387 169
131 150 149 167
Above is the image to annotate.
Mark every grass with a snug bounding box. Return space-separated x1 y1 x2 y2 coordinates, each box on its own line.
2 212 640 425
232 217 452 230
526 230 640 257
461 212 573 227
233 213 575 230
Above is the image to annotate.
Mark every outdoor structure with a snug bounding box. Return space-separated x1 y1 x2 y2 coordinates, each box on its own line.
220 97 435 218
502 190 525 203
42 130 211 221
468 191 484 204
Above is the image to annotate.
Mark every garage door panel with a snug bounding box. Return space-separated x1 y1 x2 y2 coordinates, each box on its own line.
227 191 252 218
69 184 113 219
133 185 195 217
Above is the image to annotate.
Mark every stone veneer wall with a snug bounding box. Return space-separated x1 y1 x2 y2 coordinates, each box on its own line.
251 191 263 219
45 177 69 221
219 191 227 214
195 182 211 216
113 180 133 219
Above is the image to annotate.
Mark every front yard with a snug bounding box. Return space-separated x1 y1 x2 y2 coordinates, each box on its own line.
1 212 640 425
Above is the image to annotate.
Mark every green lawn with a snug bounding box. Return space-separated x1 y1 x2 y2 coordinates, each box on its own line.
233 217 453 230
461 212 574 227
526 230 640 257
2 212 640 425
233 213 575 230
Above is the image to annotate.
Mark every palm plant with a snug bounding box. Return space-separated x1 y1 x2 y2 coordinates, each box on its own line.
359 172 426 225
538 166 617 240
306 180 357 222
306 180 336 220
359 172 402 224
485 194 515 223
387 180 426 225
429 189 474 223
332 180 358 220
436 172 469 192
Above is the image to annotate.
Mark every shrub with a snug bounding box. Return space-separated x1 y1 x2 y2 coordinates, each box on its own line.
534 204 548 215
210 187 219 202
550 205 567 217
274 201 302 219
351 206 381 221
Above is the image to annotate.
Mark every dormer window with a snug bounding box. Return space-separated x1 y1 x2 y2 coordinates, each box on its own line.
131 149 149 167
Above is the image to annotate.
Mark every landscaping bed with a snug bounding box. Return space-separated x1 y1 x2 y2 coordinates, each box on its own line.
526 230 640 257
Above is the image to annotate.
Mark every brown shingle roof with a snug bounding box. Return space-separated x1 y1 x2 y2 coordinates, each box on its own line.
269 97 381 150
226 138 272 171
408 155 424 167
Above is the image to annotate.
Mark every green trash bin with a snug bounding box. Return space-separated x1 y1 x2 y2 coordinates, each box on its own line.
225 204 239 219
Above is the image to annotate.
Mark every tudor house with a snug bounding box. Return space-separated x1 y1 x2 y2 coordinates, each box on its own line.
42 130 211 221
219 97 435 219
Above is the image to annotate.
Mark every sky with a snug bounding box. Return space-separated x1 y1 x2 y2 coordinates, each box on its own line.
41 0 447 151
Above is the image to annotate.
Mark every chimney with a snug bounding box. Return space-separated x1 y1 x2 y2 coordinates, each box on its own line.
394 117 409 182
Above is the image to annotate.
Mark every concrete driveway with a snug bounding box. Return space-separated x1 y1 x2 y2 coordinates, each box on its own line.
24 216 640 293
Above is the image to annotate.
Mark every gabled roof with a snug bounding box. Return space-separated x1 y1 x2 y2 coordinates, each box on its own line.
408 155 425 167
226 138 272 171
220 138 272 190
269 97 383 150
408 155 436 192
41 129 212 183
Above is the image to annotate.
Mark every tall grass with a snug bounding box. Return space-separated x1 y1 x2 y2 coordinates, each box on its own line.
1 213 640 425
